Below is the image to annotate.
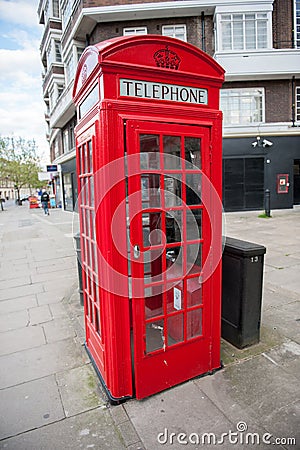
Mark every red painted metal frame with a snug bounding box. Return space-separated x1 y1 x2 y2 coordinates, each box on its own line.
73 35 224 401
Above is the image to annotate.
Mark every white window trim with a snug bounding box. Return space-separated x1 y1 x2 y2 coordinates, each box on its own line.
162 24 187 42
220 88 265 126
296 86 300 122
294 0 300 48
123 27 147 35
215 5 273 52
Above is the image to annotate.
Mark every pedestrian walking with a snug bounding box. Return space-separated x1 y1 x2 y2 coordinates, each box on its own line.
41 190 50 215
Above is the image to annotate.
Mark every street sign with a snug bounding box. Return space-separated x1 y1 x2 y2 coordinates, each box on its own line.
46 165 58 172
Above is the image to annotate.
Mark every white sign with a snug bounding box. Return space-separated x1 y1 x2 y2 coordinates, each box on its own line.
120 78 208 105
174 287 182 311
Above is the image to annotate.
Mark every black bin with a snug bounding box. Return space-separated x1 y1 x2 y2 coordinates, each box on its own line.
74 232 84 306
222 237 266 349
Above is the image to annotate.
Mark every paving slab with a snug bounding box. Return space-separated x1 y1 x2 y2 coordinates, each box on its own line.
0 407 126 450
0 276 31 290
262 300 300 342
0 309 29 332
0 295 37 314
0 325 46 356
28 305 52 325
0 339 89 389
43 317 76 343
56 364 106 417
0 283 44 302
124 381 233 450
0 375 65 440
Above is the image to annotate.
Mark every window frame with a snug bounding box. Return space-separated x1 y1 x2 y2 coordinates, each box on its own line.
162 24 187 42
123 27 147 36
295 0 300 48
220 87 265 126
296 86 300 122
216 11 272 52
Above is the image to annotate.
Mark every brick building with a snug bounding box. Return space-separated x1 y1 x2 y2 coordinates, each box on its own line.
37 0 300 211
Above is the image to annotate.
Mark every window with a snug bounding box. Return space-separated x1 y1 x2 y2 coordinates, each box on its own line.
162 25 187 41
295 0 300 48
296 87 300 121
54 40 62 62
62 118 76 153
220 88 264 125
219 13 268 51
61 0 72 29
53 0 59 18
123 27 147 35
65 50 75 85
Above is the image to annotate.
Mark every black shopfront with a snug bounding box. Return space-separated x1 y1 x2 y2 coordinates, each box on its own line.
223 135 300 212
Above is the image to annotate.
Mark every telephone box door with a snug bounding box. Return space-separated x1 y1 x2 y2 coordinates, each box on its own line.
126 119 221 399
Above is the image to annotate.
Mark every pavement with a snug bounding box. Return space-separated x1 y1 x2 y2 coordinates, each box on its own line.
0 200 299 450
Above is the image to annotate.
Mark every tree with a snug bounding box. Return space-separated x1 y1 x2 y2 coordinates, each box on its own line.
0 136 44 203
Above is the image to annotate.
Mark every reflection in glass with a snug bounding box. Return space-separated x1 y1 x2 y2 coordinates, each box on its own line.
140 134 160 169
142 212 162 247
187 309 202 339
141 175 161 208
186 209 202 241
187 243 202 274
88 140 93 173
186 278 202 307
145 289 163 319
144 249 163 283
166 211 182 244
166 246 183 279
146 320 165 353
168 314 184 344
186 173 201 205
185 137 201 169
164 175 182 207
163 135 181 169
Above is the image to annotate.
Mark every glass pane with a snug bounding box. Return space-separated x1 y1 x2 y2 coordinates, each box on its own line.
186 173 202 205
144 249 163 283
186 209 202 241
142 212 162 247
145 289 163 319
187 243 202 275
140 134 160 169
168 314 184 345
187 309 202 339
185 137 201 169
146 320 165 353
88 140 93 173
186 277 202 307
166 282 183 313
166 246 183 279
164 175 182 207
163 135 181 169
166 211 182 244
141 175 161 208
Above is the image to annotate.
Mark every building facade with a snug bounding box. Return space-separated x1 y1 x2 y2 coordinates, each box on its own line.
37 0 300 211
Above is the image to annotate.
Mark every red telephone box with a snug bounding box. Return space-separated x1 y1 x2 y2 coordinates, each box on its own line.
73 35 224 401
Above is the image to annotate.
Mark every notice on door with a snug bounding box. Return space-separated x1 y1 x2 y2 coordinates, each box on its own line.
120 78 208 105
174 287 182 310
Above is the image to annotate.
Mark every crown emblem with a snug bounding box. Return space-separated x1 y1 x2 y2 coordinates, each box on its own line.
154 46 181 70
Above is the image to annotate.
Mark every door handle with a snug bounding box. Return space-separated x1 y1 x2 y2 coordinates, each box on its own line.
133 245 140 259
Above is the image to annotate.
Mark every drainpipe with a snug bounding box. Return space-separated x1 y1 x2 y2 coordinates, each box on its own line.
201 11 206 52
291 76 296 127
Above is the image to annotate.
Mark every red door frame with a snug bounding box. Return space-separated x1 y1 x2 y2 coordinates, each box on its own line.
126 119 221 399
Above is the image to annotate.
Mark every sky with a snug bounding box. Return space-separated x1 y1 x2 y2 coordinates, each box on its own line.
0 0 50 165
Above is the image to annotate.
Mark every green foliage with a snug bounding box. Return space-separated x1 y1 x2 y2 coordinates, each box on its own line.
0 136 44 200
